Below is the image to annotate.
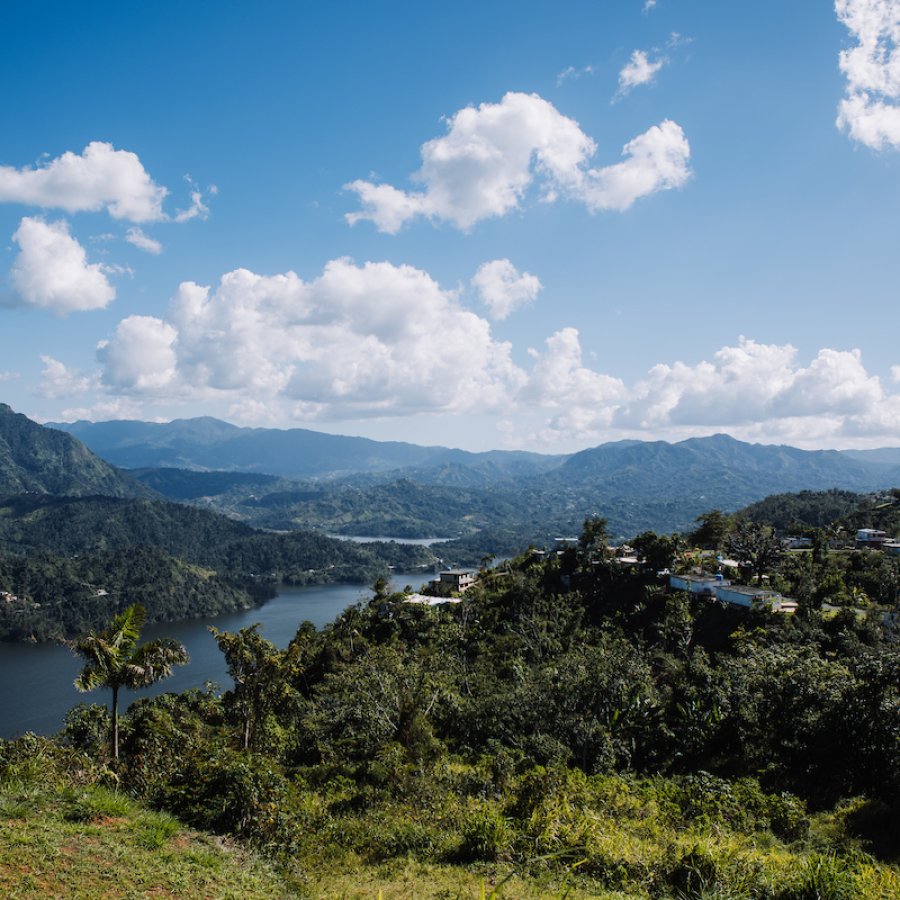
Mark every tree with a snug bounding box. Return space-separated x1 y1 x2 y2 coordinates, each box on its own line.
578 517 609 567
70 603 188 760
631 531 677 573
211 624 300 751
726 519 782 585
689 510 733 551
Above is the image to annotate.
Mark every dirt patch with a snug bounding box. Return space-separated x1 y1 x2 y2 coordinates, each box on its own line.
95 816 128 827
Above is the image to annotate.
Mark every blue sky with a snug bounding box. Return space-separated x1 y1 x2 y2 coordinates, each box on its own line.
2 0 900 453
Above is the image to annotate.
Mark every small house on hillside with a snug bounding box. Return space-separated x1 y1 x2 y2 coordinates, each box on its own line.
669 574 795 613
437 569 476 593
856 529 888 549
668 574 726 596
715 584 781 609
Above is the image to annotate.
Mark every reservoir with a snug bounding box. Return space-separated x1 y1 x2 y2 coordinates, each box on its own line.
0 569 432 740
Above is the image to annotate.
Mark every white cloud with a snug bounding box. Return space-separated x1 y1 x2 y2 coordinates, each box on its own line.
520 335 900 447
0 142 168 222
59 397 147 422
0 371 18 383
125 226 163 254
471 259 542 320
835 0 900 149
37 356 95 399
10 217 116 313
98 316 179 392
172 177 210 222
616 50 666 97
346 92 690 232
891 364 900 382
579 120 691 212
525 328 627 434
556 64 595 86
643 0 658 12
96 259 527 419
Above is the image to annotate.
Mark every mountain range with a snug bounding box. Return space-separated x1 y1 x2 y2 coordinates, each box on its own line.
46 414 900 540
50 416 563 481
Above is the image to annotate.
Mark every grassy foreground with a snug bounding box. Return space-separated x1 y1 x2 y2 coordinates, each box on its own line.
0 781 291 899
4 780 900 899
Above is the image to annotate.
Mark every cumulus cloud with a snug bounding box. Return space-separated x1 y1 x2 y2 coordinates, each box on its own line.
836 0 900 149
10 217 116 313
523 335 900 446
471 259 542 320
98 316 179 392
643 0 658 11
52 303 900 448
525 328 627 434
96 259 527 419
0 142 168 222
125 226 163 254
346 92 690 232
616 50 666 97
579 120 691 211
38 356 95 399
59 397 147 422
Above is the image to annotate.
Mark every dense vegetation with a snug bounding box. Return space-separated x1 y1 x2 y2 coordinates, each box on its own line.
740 487 900 536
8 516 898 896
0 546 259 641
0 403 145 498
0 494 433 640
0 736 294 897
118 440 900 550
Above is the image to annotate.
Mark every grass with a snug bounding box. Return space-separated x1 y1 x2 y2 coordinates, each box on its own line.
0 781 292 899
4 779 900 899
3 735 900 899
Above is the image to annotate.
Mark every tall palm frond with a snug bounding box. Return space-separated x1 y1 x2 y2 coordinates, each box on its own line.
69 603 188 760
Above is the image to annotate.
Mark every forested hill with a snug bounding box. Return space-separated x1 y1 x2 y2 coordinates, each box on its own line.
0 493 432 579
120 437 900 545
0 493 434 640
740 487 900 536
49 415 900 541
0 404 145 498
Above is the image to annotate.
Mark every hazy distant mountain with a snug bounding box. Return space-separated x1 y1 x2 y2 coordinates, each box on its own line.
49 417 563 481
554 433 884 499
842 447 900 467
51 416 900 543
0 404 144 498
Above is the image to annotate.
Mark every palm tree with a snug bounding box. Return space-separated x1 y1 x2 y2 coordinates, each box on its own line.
70 604 189 760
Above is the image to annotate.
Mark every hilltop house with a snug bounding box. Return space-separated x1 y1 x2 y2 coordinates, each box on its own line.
669 574 795 613
856 529 888 549
438 569 475 593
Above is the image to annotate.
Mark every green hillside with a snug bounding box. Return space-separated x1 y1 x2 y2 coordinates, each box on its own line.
104 425 900 543
0 737 295 898
0 404 144 498
0 493 433 640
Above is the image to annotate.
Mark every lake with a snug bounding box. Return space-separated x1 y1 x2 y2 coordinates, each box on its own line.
0 568 434 739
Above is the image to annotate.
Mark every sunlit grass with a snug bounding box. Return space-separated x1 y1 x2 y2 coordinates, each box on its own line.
0 781 291 899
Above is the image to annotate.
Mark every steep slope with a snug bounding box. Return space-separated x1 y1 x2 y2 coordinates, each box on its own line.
0 404 144 498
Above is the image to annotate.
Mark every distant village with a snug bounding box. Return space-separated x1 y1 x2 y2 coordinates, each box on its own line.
407 527 900 617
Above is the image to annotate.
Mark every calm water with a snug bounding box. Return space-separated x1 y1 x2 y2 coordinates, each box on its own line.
0 569 433 739
326 534 448 546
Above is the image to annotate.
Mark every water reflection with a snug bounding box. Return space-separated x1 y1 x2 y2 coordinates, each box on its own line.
0 569 431 739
